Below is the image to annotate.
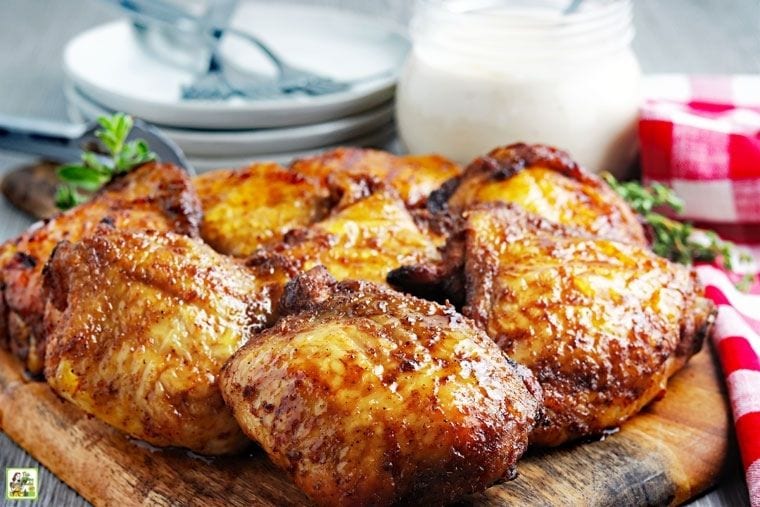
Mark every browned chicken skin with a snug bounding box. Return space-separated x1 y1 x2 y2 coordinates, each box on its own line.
247 187 442 286
221 267 542 506
429 143 647 245
290 147 462 208
43 227 283 454
0 140 715 504
194 149 461 258
389 204 715 446
0 162 201 374
194 162 332 257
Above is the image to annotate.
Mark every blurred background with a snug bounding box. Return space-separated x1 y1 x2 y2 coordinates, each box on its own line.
1 0 757 121
0 0 758 173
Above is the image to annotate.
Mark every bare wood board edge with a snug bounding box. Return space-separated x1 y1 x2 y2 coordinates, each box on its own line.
0 343 731 507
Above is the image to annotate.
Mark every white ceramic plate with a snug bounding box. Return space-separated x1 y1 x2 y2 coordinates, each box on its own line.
63 3 408 129
65 87 397 173
186 124 398 172
64 82 395 157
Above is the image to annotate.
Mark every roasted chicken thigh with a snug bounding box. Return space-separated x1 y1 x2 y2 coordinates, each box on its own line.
0 162 200 374
290 147 462 208
194 149 460 258
43 228 281 454
390 204 715 446
429 143 646 245
194 162 332 257
247 187 442 285
221 267 542 506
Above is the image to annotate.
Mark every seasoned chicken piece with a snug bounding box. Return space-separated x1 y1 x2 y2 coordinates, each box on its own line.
43 228 282 454
194 163 332 257
221 267 542 506
193 149 459 258
290 147 461 208
429 143 646 245
0 163 201 374
389 204 715 446
247 188 441 285
0 242 16 351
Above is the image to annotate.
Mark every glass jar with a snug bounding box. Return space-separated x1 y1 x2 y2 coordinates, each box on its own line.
396 0 641 176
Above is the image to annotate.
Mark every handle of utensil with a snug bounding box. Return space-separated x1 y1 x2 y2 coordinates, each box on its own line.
0 114 88 161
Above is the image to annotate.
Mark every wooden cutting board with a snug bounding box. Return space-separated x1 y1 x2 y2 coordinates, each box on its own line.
0 163 734 505
0 342 731 507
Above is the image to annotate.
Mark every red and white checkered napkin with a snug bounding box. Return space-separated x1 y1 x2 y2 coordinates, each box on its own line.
640 75 760 258
698 265 760 506
639 74 760 505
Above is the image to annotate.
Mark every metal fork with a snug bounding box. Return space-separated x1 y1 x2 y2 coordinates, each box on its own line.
0 114 194 175
112 0 349 100
182 28 347 100
181 29 237 101
227 28 350 97
182 29 284 101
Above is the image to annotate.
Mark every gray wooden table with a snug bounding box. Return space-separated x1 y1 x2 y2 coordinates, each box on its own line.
0 0 758 505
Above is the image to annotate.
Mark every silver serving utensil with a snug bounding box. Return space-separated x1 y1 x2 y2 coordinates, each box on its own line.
0 115 195 175
226 28 350 97
182 30 284 101
180 0 240 101
181 29 237 101
109 0 349 99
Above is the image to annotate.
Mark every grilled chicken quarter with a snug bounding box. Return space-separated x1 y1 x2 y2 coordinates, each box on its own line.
389 203 716 446
221 267 542 506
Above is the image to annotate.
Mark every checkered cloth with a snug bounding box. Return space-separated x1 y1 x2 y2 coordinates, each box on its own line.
640 75 760 506
698 265 760 506
640 75 760 252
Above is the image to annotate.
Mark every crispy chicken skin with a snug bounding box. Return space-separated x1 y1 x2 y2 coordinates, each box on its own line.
0 241 18 350
290 147 462 208
429 143 646 245
389 204 715 446
247 188 441 285
193 149 459 257
42 228 282 454
0 162 201 374
194 163 332 257
220 267 542 506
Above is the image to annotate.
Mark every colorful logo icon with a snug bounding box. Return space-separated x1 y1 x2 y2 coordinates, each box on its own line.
5 468 38 500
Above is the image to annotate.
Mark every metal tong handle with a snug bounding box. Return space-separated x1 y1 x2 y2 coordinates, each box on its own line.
0 114 195 175
0 114 91 161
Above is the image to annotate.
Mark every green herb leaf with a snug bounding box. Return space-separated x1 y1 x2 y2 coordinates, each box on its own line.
54 183 88 210
80 152 111 175
96 113 131 155
114 138 155 173
603 172 755 290
57 164 111 191
55 113 157 210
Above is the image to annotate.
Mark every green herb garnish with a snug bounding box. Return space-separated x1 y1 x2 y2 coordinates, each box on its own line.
604 173 753 276
55 113 156 209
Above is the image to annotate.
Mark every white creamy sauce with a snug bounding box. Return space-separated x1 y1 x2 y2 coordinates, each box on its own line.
396 2 641 176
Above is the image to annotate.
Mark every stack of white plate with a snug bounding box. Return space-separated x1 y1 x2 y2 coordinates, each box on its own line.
62 2 408 171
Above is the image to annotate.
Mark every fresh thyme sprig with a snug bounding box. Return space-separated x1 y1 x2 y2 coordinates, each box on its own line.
603 173 753 274
55 113 156 209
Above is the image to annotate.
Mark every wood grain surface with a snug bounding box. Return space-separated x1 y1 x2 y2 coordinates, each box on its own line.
0 339 731 507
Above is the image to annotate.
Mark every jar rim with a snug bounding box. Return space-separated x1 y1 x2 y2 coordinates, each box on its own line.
415 0 630 25
411 0 635 63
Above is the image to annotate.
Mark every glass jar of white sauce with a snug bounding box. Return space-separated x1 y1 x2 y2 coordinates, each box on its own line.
396 0 641 176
